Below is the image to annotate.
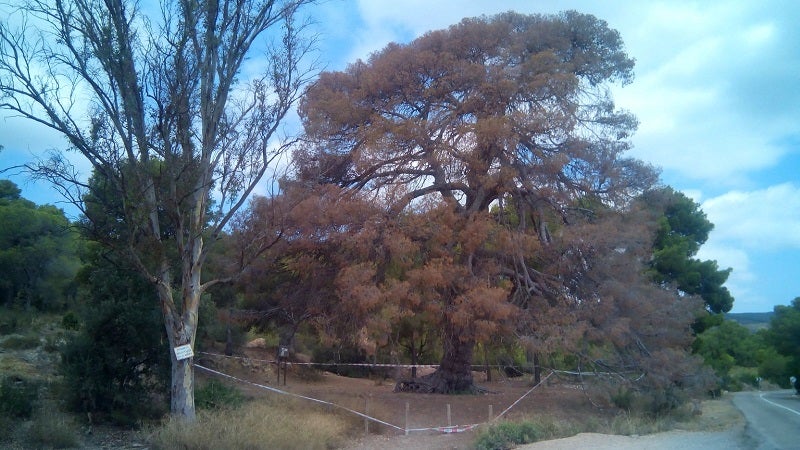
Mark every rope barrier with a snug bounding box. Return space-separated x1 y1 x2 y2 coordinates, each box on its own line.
492 371 554 421
194 363 405 432
200 352 643 381
194 361 555 435
199 351 536 370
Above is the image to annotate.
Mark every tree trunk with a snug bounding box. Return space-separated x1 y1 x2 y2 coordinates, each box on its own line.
158 273 201 421
410 332 418 379
170 356 196 421
225 325 234 356
396 327 476 394
483 343 492 382
431 331 475 393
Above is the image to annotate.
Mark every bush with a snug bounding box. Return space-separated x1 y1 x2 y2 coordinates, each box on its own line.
195 378 244 410
61 311 80 331
611 387 634 411
0 376 40 418
474 421 541 450
60 299 169 425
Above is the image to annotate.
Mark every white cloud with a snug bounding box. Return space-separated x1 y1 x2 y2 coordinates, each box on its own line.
617 2 800 186
697 242 753 281
696 241 763 311
701 183 800 251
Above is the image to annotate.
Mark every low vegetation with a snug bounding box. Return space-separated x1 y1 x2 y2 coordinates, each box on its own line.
27 407 80 449
147 397 354 450
194 378 245 410
474 396 741 450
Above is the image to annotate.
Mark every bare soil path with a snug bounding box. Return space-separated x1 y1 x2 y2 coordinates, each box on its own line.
199 349 749 450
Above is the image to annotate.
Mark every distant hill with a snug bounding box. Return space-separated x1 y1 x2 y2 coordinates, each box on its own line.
726 312 774 332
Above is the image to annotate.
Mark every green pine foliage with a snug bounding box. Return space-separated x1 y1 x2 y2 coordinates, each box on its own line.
643 188 734 315
0 180 79 310
60 245 169 425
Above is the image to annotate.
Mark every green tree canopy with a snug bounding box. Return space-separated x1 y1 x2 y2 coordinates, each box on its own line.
693 320 758 373
642 187 734 314
0 179 22 200
764 297 800 377
0 179 78 309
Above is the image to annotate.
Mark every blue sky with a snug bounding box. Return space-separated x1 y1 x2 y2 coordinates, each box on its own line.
1 0 798 312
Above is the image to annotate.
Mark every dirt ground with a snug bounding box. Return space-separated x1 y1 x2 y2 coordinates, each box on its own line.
196 347 621 450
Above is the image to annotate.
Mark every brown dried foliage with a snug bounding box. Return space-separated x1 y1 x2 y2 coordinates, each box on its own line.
239 11 700 394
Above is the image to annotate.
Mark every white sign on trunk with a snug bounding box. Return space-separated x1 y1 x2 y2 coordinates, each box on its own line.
174 344 194 361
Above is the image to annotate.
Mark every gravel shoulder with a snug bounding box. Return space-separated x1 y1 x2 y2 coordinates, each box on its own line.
520 391 751 450
518 427 749 450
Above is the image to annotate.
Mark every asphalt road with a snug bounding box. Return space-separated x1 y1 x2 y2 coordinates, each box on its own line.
733 390 800 450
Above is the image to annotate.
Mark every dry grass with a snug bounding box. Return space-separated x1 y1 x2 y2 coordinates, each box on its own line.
496 393 744 444
0 334 41 350
0 354 38 379
147 396 357 450
675 395 745 432
27 407 80 449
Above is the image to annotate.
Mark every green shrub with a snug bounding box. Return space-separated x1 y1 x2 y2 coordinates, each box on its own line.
474 421 541 450
730 366 759 388
61 311 80 331
195 378 244 410
60 299 169 425
758 349 790 386
0 377 40 418
611 387 633 411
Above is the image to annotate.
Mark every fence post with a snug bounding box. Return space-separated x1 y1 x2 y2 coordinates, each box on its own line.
488 404 493 422
364 396 370 434
447 404 451 427
405 401 410 435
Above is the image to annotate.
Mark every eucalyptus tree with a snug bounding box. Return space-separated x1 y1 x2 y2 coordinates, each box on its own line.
296 11 658 393
0 0 316 419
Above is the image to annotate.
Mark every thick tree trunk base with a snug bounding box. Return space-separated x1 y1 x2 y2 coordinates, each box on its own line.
394 369 486 394
171 357 196 421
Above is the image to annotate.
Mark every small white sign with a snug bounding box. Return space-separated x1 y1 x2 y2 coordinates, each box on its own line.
173 344 194 361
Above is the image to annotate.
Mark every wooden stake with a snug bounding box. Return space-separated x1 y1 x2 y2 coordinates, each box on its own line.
405 401 410 435
364 396 370 434
488 404 493 422
447 403 452 427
